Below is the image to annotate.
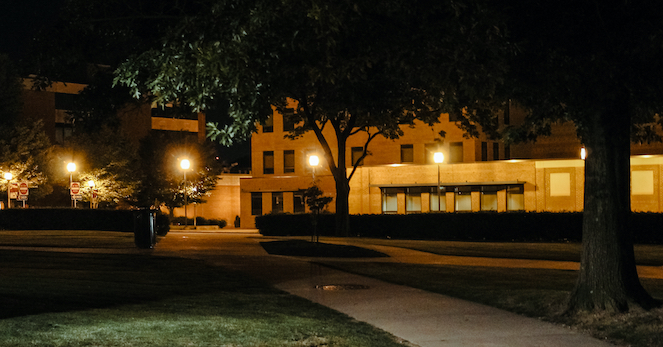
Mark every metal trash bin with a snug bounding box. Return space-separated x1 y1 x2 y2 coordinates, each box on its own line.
133 209 156 249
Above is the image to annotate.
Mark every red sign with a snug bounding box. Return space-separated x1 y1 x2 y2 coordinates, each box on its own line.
19 182 28 195
70 182 80 195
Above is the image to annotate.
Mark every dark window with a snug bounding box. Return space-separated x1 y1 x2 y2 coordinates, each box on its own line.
493 143 499 160
282 108 295 131
294 191 306 213
55 124 73 145
401 144 414 163
284 150 295 173
251 192 262 215
505 145 511 160
262 116 273 133
504 100 510 125
272 192 283 213
54 93 79 110
481 142 488 161
263 151 274 174
449 142 463 163
351 147 364 166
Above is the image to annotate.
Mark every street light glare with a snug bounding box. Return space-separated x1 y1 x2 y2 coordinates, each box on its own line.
88 180 95 188
181 159 191 170
309 155 320 167
67 162 76 173
434 152 444 164
3 172 12 180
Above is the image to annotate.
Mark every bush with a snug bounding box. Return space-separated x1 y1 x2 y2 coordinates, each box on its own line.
255 212 663 244
170 216 227 228
0 208 134 232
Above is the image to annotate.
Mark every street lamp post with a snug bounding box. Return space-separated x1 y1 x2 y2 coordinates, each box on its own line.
434 152 444 212
4 172 12 209
308 155 320 242
180 159 190 228
67 162 76 208
88 180 96 209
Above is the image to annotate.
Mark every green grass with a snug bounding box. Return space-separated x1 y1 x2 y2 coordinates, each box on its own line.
0 232 410 347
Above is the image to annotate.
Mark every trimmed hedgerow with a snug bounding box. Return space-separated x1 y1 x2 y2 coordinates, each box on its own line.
256 212 663 244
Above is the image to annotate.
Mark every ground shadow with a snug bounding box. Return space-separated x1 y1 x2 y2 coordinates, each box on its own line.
260 240 388 258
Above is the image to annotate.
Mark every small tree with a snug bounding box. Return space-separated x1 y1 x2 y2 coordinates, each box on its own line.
304 185 333 243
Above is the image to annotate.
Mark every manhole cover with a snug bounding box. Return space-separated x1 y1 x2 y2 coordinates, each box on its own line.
315 284 370 291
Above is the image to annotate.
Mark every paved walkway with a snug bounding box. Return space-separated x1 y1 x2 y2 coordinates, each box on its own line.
154 232 617 347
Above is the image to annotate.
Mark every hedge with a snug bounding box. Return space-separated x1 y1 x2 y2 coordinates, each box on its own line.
255 212 663 244
0 208 170 235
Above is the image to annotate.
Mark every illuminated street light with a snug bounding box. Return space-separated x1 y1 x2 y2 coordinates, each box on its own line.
434 152 444 212
580 147 586 160
67 162 76 208
181 159 191 228
4 172 12 209
308 155 319 182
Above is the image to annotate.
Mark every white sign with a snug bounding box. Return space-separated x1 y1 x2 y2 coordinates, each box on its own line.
19 182 28 196
9 182 18 199
70 182 81 195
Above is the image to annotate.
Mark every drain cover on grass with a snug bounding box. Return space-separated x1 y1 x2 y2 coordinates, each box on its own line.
315 284 370 290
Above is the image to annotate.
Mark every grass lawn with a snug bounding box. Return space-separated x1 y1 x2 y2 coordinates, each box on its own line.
0 232 411 347
310 238 663 347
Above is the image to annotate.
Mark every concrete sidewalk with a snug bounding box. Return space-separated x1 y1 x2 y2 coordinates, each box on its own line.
155 233 616 347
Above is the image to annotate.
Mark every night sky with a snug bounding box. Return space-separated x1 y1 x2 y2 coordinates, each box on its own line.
1 0 65 59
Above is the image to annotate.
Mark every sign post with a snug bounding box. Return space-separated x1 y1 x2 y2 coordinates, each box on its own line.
70 181 81 208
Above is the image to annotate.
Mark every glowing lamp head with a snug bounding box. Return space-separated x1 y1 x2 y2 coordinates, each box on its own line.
88 180 95 188
433 152 444 164
3 172 12 180
580 147 586 160
180 159 191 170
67 162 76 173
308 155 320 167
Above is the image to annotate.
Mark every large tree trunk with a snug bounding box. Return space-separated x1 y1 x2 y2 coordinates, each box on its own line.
566 100 659 314
334 177 350 237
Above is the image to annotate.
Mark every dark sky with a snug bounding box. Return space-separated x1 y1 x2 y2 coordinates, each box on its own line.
1 0 65 59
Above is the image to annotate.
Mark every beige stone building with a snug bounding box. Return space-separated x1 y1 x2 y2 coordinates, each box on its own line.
238 104 663 228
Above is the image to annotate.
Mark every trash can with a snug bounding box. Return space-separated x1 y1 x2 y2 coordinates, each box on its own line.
133 209 156 249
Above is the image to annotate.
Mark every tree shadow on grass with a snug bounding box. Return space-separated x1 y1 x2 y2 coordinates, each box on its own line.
260 240 388 258
0 250 267 319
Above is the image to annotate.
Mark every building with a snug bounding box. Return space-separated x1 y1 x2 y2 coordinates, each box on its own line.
239 103 663 228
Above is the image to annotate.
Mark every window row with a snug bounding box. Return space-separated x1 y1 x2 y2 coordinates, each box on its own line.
251 191 307 216
263 150 296 175
381 185 524 214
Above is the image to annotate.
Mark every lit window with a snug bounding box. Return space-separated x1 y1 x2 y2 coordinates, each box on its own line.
429 187 446 212
382 188 398 214
406 188 421 213
507 185 524 211
455 187 472 211
481 186 498 211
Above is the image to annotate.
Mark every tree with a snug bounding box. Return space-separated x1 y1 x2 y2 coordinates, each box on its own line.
496 1 663 314
136 131 221 217
115 0 509 236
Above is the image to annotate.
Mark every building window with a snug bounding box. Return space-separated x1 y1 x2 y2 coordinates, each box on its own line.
272 192 283 213
425 143 443 164
481 186 498 211
283 108 295 132
507 185 524 211
284 150 295 173
54 92 79 110
55 124 73 145
505 145 511 160
449 142 463 163
351 147 364 166
401 144 414 163
504 100 510 125
251 192 262 215
455 186 472 211
429 187 446 212
262 116 273 133
263 151 274 174
493 143 499 160
382 188 398 214
406 187 422 213
294 191 306 213
481 142 488 161
632 170 655 195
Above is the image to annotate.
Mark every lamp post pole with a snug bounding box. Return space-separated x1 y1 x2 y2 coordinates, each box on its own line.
67 162 76 208
181 159 190 228
4 172 12 209
434 152 444 212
